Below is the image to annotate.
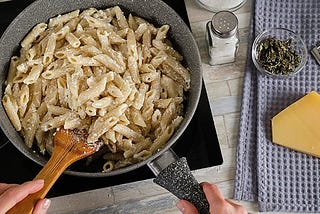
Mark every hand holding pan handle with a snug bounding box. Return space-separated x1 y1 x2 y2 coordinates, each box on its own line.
147 149 210 214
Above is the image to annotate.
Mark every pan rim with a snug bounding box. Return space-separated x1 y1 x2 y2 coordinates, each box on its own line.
0 0 203 177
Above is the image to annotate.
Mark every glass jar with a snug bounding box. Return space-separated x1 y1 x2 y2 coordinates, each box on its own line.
206 11 240 65
196 0 247 12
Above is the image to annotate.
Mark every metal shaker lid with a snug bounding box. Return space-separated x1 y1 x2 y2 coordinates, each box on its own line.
210 11 238 38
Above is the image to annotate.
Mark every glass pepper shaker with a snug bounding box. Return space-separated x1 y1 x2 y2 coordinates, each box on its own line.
206 11 240 66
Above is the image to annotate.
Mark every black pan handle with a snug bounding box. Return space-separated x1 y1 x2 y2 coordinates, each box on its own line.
148 149 210 214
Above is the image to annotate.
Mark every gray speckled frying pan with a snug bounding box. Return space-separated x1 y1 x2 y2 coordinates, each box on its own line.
0 0 208 212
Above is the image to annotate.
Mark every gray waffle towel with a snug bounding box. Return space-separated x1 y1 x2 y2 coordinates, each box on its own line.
234 0 320 212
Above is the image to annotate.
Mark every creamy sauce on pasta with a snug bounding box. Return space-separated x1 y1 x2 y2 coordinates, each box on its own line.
2 6 190 172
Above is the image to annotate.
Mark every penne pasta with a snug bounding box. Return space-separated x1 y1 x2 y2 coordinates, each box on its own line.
6 57 19 86
18 84 29 117
23 64 43 84
2 5 191 173
48 10 80 28
150 125 175 153
2 94 21 131
78 76 108 104
94 54 125 73
21 23 47 48
113 124 144 143
128 14 138 31
113 6 128 29
65 32 80 48
43 33 57 65
88 116 118 143
56 25 70 40
155 25 170 41
21 105 40 148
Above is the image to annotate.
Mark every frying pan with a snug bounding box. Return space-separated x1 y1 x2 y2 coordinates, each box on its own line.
0 0 208 212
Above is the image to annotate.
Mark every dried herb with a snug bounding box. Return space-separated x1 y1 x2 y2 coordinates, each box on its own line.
256 37 301 75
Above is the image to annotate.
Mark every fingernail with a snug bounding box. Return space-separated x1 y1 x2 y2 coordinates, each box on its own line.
34 179 44 185
176 200 186 212
43 199 51 209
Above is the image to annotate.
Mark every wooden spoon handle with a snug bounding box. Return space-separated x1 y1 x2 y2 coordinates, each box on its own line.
7 148 81 214
7 128 98 214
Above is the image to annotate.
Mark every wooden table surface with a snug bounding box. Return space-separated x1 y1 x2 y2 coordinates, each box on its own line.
47 0 294 213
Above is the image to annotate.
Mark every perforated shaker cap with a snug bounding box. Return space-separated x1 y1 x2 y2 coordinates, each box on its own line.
211 11 238 38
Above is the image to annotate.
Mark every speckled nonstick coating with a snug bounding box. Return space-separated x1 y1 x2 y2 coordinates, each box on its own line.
154 157 210 214
0 0 202 177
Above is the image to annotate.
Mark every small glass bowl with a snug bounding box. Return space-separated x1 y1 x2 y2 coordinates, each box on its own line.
252 28 308 78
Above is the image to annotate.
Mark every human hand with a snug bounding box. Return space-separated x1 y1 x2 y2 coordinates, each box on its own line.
176 182 247 214
0 179 51 214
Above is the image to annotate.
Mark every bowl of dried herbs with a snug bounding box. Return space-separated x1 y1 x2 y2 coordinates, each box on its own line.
252 28 307 78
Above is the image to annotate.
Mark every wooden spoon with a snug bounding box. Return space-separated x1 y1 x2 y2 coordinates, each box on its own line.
7 128 102 214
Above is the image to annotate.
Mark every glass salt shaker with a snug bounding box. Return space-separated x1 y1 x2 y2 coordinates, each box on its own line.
206 11 240 65
196 0 247 12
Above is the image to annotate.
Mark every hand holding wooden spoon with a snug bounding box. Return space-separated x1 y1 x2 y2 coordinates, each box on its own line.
7 128 102 214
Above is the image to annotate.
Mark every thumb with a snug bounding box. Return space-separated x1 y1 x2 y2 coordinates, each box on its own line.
33 198 51 214
176 200 199 214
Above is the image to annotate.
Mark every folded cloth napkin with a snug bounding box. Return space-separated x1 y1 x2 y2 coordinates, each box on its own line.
234 0 320 212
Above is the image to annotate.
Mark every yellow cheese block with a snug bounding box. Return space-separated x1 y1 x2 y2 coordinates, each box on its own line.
272 91 320 157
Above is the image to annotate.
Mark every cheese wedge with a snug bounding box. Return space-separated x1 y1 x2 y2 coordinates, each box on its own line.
272 91 320 157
